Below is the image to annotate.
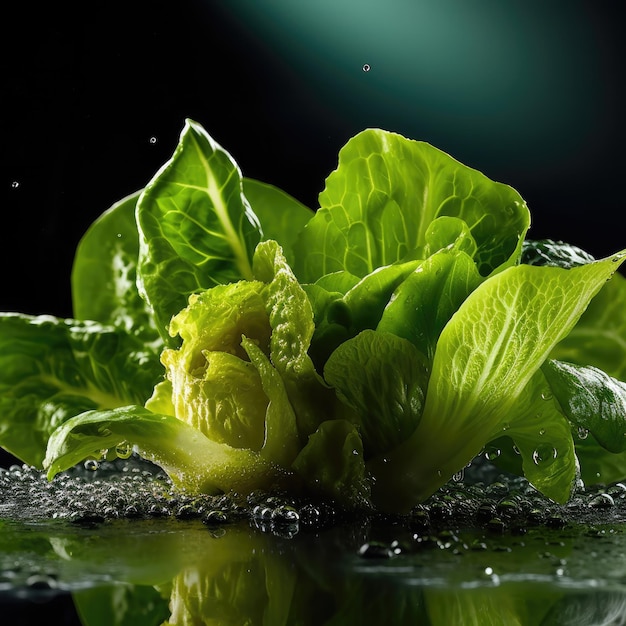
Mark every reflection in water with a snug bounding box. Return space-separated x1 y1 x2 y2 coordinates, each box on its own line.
4 460 626 625
1 516 621 625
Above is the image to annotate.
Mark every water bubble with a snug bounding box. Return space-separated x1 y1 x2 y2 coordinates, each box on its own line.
252 505 273 520
271 504 300 523
124 504 141 518
487 518 506 533
175 504 200 519
11 181 20 189
538 428 546 436
577 427 589 439
26 574 58 590
149 136 158 144
452 469 464 482
358 541 394 559
589 493 615 508
362 63 371 72
84 459 100 471
541 390 553 401
203 509 228 525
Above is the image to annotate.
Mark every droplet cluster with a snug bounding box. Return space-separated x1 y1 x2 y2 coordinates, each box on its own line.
2 455 626 537
0 456 337 534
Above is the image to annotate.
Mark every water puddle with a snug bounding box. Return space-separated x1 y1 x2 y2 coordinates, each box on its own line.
3 457 626 625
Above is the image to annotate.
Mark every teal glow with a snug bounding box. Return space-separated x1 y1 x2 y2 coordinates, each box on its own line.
218 1 607 167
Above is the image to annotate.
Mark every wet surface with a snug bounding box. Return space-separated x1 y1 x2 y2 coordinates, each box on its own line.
3 457 626 624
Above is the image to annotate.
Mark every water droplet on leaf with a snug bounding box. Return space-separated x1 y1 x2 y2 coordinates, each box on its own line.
484 447 501 461
532 445 558 465
115 442 132 459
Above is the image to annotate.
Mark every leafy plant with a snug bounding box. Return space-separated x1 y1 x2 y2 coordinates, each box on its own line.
1 120 625 514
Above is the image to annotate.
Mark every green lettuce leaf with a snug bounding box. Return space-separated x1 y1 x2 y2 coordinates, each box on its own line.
543 359 626 454
242 177 314 267
324 329 429 457
252 240 338 438
550 273 626 381
496 369 578 502
377 248 482 362
137 119 262 342
292 419 370 509
521 238 596 269
161 280 272 447
294 128 529 282
44 406 289 495
71 190 160 344
0 314 162 467
368 251 626 512
241 337 300 467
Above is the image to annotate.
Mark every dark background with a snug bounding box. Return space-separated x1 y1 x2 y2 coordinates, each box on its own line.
1 0 624 469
